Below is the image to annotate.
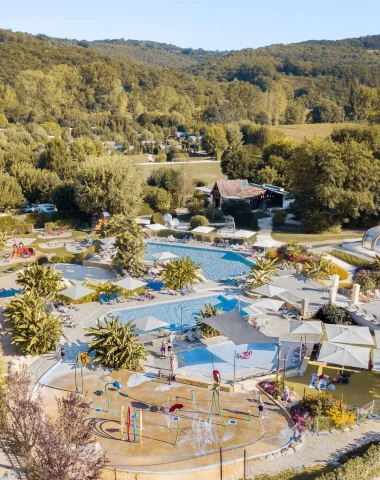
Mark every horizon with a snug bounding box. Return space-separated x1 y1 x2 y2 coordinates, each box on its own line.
2 0 380 50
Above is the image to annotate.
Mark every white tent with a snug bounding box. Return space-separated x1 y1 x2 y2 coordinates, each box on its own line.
99 237 116 248
60 284 95 301
318 342 370 369
146 224 168 231
133 316 169 332
252 284 286 298
251 298 285 312
290 320 323 335
113 278 147 291
325 324 374 346
253 238 281 249
232 230 256 239
191 226 215 234
151 252 178 261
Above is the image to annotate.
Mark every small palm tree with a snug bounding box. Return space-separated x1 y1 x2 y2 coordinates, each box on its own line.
16 263 63 299
160 256 204 291
5 292 61 355
195 303 223 338
371 255 380 272
247 257 279 290
0 231 6 254
303 257 332 281
85 317 147 371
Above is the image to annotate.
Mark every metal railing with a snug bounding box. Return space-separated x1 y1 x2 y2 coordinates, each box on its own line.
356 399 380 422
106 426 297 472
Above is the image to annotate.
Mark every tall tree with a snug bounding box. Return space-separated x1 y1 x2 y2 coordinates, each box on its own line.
0 173 24 211
202 125 228 160
16 263 63 298
112 221 148 278
160 256 204 291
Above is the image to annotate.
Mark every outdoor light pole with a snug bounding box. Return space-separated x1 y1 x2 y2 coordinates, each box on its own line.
104 381 122 413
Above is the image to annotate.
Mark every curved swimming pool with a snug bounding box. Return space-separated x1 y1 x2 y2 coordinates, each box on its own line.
146 242 253 281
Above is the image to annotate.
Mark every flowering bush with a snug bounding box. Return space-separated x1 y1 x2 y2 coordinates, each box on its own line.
291 410 313 432
259 379 283 398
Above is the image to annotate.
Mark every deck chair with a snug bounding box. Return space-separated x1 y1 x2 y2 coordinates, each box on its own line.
100 293 110 305
109 293 116 305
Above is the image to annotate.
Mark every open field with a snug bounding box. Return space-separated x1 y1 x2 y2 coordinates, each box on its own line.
138 161 223 183
268 122 364 142
272 224 364 243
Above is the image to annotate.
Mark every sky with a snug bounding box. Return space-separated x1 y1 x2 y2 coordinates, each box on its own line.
1 0 380 51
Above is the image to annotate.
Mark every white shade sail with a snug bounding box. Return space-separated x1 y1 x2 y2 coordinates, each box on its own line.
151 252 178 261
325 324 374 346
191 226 215 234
99 237 116 247
251 298 285 312
241 304 264 316
318 342 370 369
133 316 169 332
60 284 95 300
253 239 281 248
252 284 287 298
114 278 147 291
232 230 256 238
290 320 323 335
146 224 168 231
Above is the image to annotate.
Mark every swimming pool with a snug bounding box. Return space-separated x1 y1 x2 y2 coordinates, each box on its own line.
146 243 253 281
113 294 248 331
178 341 278 376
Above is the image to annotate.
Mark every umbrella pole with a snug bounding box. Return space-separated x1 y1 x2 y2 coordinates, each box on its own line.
233 350 236 387
299 337 302 368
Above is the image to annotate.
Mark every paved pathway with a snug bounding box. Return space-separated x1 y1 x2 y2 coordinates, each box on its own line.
139 159 221 165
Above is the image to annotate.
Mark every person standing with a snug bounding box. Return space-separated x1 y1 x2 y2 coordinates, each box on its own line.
167 339 173 356
60 347 65 361
258 398 265 419
160 340 167 359
283 385 290 407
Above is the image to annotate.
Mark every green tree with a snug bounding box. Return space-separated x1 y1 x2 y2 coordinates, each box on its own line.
16 264 63 299
143 186 172 211
42 138 75 180
247 257 280 290
284 100 306 124
75 156 142 216
225 123 243 151
309 101 344 123
0 113 8 128
0 231 6 254
189 215 209 229
85 318 147 370
202 125 228 160
221 148 261 180
112 221 148 278
5 293 61 355
160 256 204 291
195 303 222 338
155 151 167 163
0 173 24 211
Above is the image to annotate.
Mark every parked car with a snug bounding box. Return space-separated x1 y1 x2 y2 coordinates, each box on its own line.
37 204 56 214
23 204 39 213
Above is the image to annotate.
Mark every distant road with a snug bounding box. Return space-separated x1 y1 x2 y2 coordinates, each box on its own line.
138 160 221 166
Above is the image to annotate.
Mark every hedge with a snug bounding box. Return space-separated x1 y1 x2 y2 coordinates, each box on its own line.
234 211 260 231
151 212 164 224
189 215 209 229
272 210 287 227
50 253 76 264
138 203 153 216
330 249 371 268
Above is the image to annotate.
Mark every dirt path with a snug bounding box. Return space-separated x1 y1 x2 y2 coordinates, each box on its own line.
250 420 380 476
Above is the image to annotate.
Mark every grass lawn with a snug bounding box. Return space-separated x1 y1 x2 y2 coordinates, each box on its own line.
287 361 380 407
138 161 222 183
129 154 150 164
268 122 363 142
272 224 365 243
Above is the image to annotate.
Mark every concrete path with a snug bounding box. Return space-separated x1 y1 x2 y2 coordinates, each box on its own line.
139 159 221 165
256 214 283 247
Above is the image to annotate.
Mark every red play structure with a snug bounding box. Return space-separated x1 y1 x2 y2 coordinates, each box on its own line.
9 242 36 261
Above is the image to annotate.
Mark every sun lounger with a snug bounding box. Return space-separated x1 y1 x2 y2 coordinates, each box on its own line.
109 293 116 305
132 293 145 301
100 293 110 305
116 293 126 303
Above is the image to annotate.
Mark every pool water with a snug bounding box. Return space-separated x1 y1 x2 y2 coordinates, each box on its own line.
114 294 247 331
146 243 253 281
178 341 278 375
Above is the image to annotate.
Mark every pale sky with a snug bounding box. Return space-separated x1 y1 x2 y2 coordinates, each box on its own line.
1 0 379 51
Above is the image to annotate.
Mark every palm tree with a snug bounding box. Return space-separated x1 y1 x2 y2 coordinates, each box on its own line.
247 257 279 290
85 317 147 371
5 292 61 355
195 303 223 338
112 222 148 278
0 231 6 254
371 255 380 272
16 264 63 299
160 256 204 291
303 257 332 281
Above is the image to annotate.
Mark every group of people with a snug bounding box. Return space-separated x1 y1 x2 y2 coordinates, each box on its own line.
160 339 173 358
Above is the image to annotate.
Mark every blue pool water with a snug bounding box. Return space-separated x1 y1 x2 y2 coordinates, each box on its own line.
114 294 247 331
146 243 253 281
178 342 278 375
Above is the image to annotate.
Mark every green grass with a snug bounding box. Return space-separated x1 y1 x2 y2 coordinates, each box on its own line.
272 224 364 243
138 161 222 183
0 262 31 276
330 249 372 267
268 122 363 142
129 154 150 164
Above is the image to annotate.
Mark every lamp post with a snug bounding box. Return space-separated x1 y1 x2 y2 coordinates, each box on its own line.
105 381 122 413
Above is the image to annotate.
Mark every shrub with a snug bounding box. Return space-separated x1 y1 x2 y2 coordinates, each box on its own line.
234 211 260 230
155 151 167 163
50 253 76 264
266 249 279 260
37 256 49 265
329 264 349 281
138 203 153 216
222 200 251 215
205 203 224 222
151 212 164 225
144 186 172 211
316 304 352 325
272 210 287 227
330 250 371 268
353 269 380 291
187 196 204 216
190 215 209 229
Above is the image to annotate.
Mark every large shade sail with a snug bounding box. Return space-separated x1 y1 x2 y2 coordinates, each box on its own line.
146 224 168 231
133 316 169 332
252 284 287 298
151 252 178 261
60 284 94 300
325 324 374 346
318 342 370 369
251 298 285 312
290 320 323 335
201 308 279 345
113 278 147 290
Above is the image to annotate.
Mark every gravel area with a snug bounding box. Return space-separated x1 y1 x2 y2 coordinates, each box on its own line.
251 420 380 476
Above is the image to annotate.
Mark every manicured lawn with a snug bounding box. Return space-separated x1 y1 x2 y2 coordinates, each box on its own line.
268 122 363 142
272 224 364 243
139 161 222 183
287 361 380 407
130 154 151 164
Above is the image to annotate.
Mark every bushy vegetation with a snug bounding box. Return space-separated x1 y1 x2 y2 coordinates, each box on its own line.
330 249 371 268
195 303 222 338
272 210 287 227
189 215 209 229
316 304 352 325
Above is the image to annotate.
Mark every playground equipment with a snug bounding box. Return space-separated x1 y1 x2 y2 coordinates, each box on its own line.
122 405 143 443
9 242 35 261
207 370 227 427
218 215 236 236
74 352 88 393
169 403 184 447
104 381 122 413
